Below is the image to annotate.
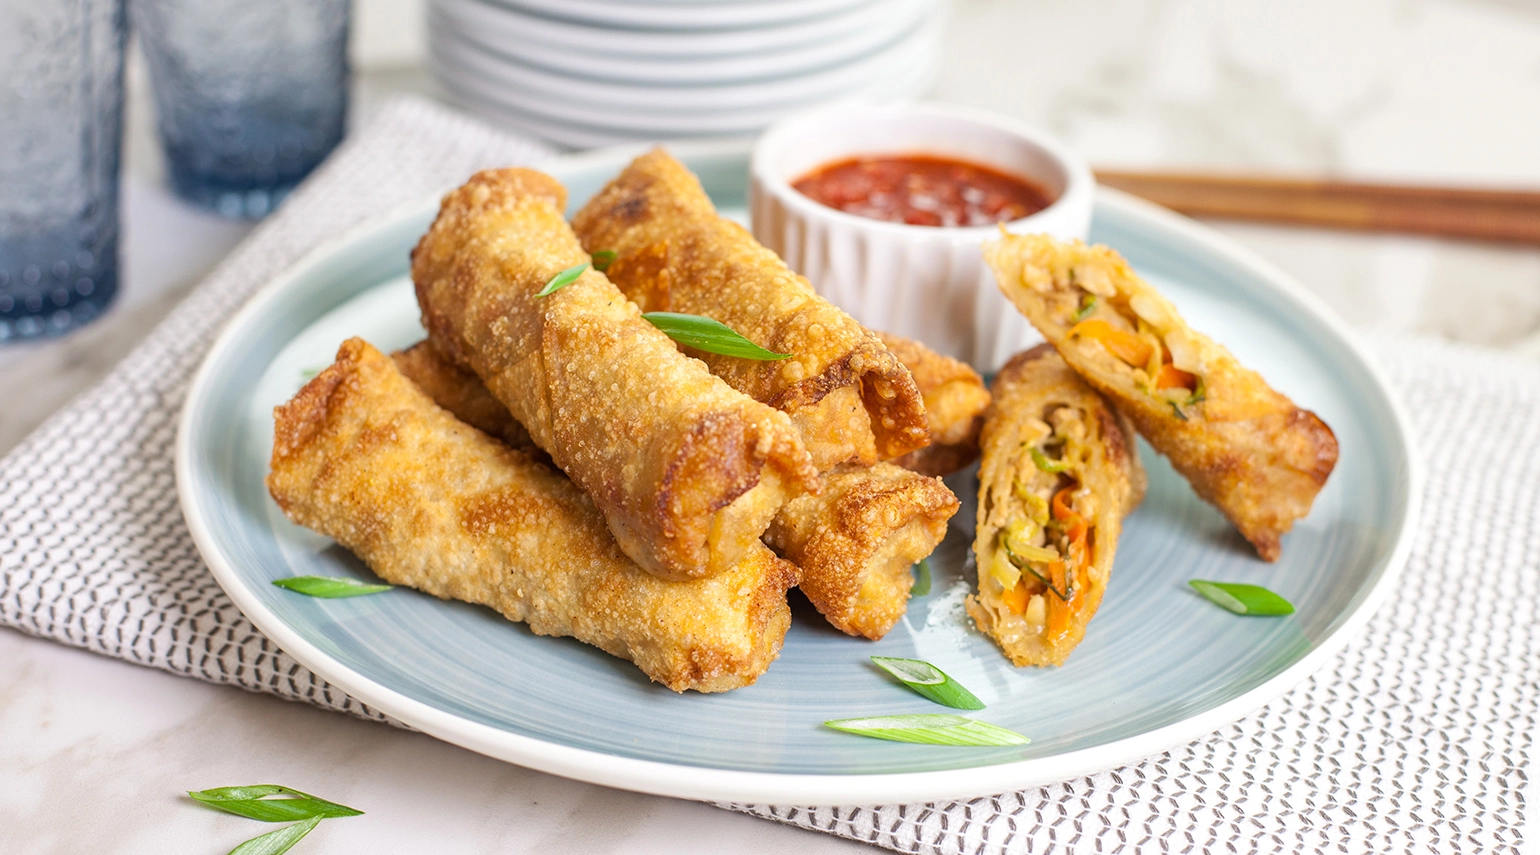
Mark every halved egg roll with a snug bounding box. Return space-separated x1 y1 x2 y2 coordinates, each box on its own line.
764 463 959 640
984 234 1337 561
391 340 959 642
877 332 993 477
967 345 1145 667
570 148 930 470
267 338 799 693
413 168 818 581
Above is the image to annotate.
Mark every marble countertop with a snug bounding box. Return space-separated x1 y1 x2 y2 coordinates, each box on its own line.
4 1 1539 852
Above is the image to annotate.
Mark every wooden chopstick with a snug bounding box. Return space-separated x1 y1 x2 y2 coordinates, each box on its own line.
1093 170 1540 245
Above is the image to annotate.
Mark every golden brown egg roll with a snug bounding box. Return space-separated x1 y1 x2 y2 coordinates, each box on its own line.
390 339 958 642
876 332 993 477
967 345 1145 667
983 234 1337 561
391 341 536 452
570 148 930 471
413 168 818 581
267 338 799 693
764 463 958 640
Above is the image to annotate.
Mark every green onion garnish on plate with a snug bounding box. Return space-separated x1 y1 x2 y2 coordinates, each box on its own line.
272 576 393 598
824 714 1027 746
871 656 984 710
1189 580 1294 615
910 559 931 596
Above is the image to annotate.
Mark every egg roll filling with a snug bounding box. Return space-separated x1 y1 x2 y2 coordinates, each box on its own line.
1061 283 1208 419
982 405 1100 642
984 235 1336 562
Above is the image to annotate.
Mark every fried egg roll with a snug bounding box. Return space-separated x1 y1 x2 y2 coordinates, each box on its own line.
391 341 536 452
570 148 930 470
765 463 958 640
877 332 993 477
413 168 818 581
984 234 1337 561
967 345 1145 667
391 339 959 642
267 338 799 693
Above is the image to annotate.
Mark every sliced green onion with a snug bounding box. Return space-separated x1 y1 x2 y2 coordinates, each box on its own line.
824 714 1027 746
1185 376 1207 406
1189 580 1295 615
271 577 393 598
910 559 931 596
226 816 322 855
189 785 364 822
1001 536 1071 601
1029 446 1068 474
871 657 985 710
537 262 588 297
641 312 791 360
1169 401 1188 421
1071 295 1098 323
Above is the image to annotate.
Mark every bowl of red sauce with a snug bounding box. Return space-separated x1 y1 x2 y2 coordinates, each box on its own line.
751 102 1093 371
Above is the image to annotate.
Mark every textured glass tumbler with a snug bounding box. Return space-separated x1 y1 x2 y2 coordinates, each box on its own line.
0 0 125 343
132 0 349 219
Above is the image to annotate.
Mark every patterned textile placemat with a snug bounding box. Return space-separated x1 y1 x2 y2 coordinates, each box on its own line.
1 96 1533 854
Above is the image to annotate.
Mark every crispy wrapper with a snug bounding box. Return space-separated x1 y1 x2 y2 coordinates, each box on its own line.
765 463 958 640
984 234 1337 561
391 341 536 451
571 149 930 470
412 168 818 581
967 345 1145 667
877 332 993 477
267 339 799 693
763 465 954 637
392 340 958 641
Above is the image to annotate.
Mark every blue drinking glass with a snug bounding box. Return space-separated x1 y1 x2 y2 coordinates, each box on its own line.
131 0 350 219
0 0 125 343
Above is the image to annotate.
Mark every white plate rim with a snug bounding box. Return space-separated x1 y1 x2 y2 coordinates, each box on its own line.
175 139 1421 806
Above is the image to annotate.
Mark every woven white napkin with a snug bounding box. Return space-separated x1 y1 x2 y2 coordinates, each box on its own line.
730 335 1538 853
1 96 1533 854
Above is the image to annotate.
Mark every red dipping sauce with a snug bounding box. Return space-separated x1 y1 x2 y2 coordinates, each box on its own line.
792 155 1053 227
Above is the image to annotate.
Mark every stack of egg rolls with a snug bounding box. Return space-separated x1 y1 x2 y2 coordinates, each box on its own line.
267 339 799 692
571 149 931 471
392 340 959 642
268 156 989 696
412 167 819 581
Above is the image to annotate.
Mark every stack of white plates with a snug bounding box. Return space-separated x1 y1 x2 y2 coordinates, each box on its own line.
427 0 946 149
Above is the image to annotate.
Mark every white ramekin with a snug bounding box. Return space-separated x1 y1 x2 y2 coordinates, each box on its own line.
750 102 1094 372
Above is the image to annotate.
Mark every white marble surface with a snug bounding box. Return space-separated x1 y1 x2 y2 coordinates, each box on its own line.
5 1 1540 852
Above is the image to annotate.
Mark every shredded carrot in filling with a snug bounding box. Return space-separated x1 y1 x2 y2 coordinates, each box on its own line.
1155 363 1196 391
1067 319 1153 367
1036 487 1089 640
1001 581 1030 615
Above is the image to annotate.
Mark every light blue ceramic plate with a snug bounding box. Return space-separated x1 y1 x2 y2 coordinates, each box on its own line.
177 141 1418 805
